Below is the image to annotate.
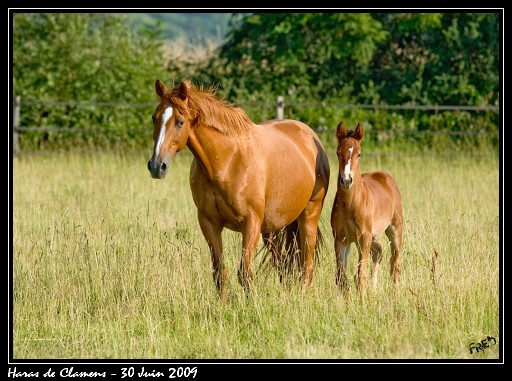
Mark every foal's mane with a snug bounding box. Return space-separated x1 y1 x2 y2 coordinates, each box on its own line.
167 80 253 136
338 129 362 142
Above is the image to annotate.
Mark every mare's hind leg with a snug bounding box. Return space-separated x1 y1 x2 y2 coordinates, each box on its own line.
370 237 383 291
262 232 285 283
238 215 263 295
198 211 227 302
385 220 403 290
297 199 323 290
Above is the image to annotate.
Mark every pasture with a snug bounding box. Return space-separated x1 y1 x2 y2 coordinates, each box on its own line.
12 147 500 360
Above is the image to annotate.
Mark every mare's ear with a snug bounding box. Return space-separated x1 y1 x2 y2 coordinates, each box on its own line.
155 79 167 98
354 122 365 140
336 122 347 140
177 81 189 101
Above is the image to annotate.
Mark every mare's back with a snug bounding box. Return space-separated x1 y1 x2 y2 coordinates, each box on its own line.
256 119 329 203
258 119 325 158
258 119 320 144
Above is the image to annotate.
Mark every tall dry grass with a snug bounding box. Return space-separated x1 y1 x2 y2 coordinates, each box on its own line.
12 148 500 360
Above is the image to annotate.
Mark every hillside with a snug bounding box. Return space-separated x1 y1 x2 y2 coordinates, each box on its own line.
126 13 232 43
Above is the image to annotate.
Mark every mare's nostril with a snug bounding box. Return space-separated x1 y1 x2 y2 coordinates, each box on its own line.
147 160 152 172
161 162 167 172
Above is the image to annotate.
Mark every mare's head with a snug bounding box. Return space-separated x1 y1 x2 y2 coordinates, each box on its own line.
147 79 193 179
335 122 364 192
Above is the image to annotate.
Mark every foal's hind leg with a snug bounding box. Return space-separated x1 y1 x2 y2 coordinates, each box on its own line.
370 237 383 291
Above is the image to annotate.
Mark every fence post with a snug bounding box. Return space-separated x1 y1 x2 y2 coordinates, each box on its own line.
276 95 284 120
13 96 20 156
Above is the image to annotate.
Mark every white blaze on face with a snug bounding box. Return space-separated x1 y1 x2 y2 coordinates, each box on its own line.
343 146 353 181
155 107 173 157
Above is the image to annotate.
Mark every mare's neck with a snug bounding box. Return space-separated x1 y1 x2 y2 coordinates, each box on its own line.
186 125 246 181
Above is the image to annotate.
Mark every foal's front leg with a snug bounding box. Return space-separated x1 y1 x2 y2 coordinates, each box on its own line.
356 232 372 300
198 212 227 302
334 237 351 300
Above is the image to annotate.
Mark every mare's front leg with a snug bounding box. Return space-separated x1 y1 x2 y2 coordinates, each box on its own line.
197 211 227 302
238 215 263 295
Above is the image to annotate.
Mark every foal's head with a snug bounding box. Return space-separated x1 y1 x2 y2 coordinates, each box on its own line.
335 122 364 192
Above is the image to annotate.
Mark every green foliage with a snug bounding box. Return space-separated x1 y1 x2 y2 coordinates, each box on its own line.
163 12 499 151
13 13 167 149
12 12 500 152
217 13 388 100
213 12 501 111
365 13 500 106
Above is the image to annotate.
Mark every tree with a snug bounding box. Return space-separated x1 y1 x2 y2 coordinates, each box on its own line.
12 13 167 148
364 13 500 106
197 12 499 143
216 13 388 101
207 12 499 108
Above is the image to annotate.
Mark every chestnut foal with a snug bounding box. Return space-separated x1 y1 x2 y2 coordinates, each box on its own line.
331 122 403 299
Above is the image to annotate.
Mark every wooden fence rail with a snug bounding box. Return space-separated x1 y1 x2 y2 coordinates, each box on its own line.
12 96 499 155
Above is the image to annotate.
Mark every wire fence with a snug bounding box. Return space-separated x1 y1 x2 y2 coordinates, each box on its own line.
12 97 500 154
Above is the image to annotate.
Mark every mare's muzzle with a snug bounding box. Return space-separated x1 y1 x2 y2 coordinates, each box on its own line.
147 157 168 179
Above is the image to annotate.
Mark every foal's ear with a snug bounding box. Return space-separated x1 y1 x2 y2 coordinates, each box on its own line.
177 81 189 101
155 79 167 98
354 122 365 140
336 122 347 140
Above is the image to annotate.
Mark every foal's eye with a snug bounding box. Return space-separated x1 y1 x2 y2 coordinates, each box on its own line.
176 119 184 128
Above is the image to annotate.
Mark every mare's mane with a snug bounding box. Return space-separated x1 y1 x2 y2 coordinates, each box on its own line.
166 80 253 136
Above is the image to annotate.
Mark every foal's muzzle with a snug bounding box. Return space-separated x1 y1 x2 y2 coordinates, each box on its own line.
340 176 353 191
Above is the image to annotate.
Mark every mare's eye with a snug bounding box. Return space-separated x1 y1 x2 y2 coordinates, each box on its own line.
358 153 361 157
152 114 156 124
176 119 184 128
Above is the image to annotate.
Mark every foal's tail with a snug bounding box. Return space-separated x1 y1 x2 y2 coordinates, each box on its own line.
260 219 327 281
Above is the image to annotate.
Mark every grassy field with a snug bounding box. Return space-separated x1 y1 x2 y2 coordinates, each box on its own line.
11 147 500 361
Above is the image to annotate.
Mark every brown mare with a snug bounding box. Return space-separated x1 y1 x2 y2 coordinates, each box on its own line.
330 122 403 299
147 79 330 301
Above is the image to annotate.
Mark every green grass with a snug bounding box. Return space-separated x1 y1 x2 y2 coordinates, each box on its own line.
12 147 500 360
